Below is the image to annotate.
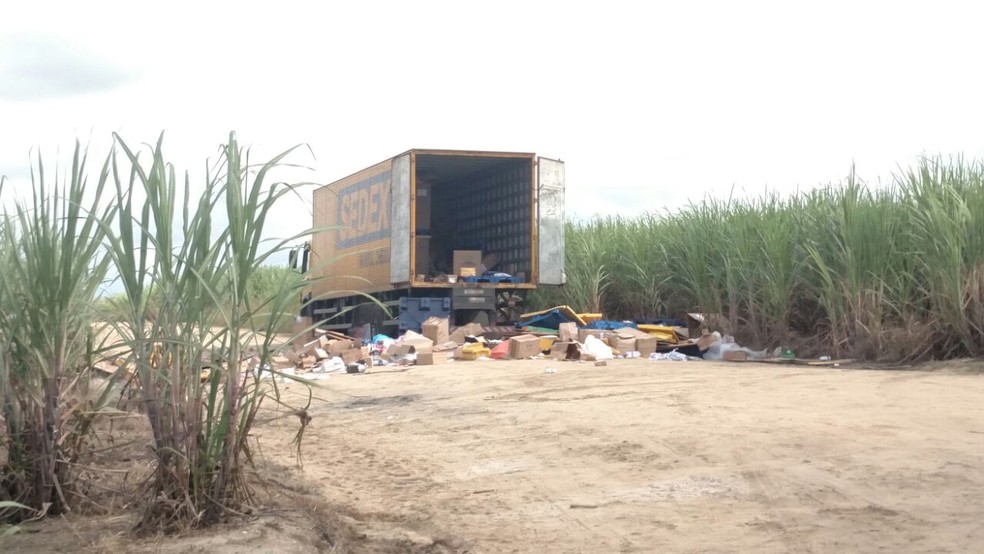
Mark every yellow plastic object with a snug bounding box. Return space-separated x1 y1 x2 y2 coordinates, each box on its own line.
636 324 678 343
539 337 556 352
578 313 603 324
460 343 491 360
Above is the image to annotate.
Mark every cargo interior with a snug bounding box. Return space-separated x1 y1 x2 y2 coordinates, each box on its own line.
414 153 533 282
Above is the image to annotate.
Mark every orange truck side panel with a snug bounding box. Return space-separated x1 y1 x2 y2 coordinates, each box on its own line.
310 158 394 301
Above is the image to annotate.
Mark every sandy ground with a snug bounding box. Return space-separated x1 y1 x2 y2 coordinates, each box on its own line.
249 358 984 553
5 358 984 553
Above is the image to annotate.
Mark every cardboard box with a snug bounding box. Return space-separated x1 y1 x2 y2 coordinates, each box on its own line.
577 328 609 343
608 334 636 353
341 347 366 365
508 334 542 359
385 343 417 359
401 330 434 354
549 341 581 361
422 316 449 345
450 322 485 345
558 322 577 343
416 351 449 365
415 236 431 277
635 336 659 356
328 339 355 356
453 250 482 277
314 347 330 360
723 349 748 361
615 327 651 340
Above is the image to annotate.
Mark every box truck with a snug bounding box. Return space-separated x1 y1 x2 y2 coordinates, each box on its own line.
291 148 565 334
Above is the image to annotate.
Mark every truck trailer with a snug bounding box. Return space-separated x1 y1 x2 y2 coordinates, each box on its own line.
293 148 565 335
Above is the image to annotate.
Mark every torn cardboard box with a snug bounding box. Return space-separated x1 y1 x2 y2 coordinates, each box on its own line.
422 316 450 345
549 341 582 361
402 330 434 353
450 322 485 345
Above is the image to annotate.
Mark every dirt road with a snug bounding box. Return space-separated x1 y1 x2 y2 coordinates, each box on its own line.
251 359 984 553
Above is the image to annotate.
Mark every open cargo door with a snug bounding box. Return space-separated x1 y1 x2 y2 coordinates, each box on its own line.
389 153 412 284
537 157 566 285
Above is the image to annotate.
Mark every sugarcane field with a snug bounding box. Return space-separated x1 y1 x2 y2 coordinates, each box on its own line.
4 4 984 553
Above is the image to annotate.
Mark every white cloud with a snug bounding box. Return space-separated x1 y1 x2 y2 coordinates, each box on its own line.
0 0 982 235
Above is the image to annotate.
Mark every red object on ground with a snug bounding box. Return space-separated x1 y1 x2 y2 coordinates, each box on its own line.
490 341 510 359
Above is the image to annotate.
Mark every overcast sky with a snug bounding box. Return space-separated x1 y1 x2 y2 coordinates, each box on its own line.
2 0 984 242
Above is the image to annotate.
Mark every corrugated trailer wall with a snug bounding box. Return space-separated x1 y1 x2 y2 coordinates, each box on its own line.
442 159 534 279
310 158 394 300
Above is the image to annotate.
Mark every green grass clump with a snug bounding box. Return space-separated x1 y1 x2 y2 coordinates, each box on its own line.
533 157 984 361
1 132 314 533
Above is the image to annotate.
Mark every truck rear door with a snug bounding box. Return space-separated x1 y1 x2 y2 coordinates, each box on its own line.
389 153 412 284
537 157 566 285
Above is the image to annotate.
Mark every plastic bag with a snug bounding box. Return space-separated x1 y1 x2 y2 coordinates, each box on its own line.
584 335 614 360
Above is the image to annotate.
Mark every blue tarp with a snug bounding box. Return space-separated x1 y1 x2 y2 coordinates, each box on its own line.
516 308 578 330
584 320 638 331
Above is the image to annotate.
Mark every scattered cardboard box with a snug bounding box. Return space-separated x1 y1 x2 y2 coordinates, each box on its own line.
608 333 636 353
385 343 417 359
453 250 482 277
635 336 659 356
723 350 748 362
314 347 330 360
549 341 582 361
614 327 650 339
416 351 449 365
422 316 450 345
434 341 459 352
509 334 542 359
341 347 369 365
577 328 609 343
450 322 485 345
328 339 355 356
402 330 434 354
558 322 577 343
